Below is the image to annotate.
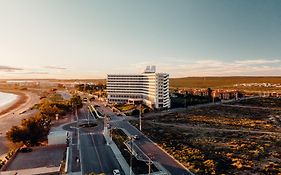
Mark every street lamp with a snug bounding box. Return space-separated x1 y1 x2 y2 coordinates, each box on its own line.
147 158 153 175
129 137 135 175
147 153 154 175
87 104 90 125
139 104 142 131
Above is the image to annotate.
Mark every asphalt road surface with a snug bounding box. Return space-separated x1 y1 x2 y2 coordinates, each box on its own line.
78 106 124 175
93 100 193 175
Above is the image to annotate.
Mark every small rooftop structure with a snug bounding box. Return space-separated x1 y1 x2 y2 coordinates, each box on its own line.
48 130 68 145
144 65 156 73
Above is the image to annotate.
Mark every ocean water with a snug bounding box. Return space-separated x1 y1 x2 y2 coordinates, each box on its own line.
0 92 18 109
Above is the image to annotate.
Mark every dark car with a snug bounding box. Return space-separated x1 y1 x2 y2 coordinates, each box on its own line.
19 147 32 153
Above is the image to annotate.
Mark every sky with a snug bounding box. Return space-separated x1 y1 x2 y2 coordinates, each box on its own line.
0 0 281 79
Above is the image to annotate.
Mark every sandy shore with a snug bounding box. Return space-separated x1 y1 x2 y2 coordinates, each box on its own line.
0 90 40 159
0 91 28 117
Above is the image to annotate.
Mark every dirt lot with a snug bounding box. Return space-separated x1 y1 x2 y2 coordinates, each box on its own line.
149 104 281 132
134 97 281 174
229 97 281 108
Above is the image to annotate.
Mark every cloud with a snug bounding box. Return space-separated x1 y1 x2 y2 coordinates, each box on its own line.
127 58 281 77
10 71 49 75
24 72 49 75
0 65 23 72
44 66 67 70
235 59 280 65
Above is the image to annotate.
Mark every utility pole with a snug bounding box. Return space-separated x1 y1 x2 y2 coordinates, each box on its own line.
147 158 153 175
147 153 154 175
185 91 188 109
87 103 90 125
139 104 142 131
75 109 79 150
212 91 215 103
104 114 107 136
129 137 134 175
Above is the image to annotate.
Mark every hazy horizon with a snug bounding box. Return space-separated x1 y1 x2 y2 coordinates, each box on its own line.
1 0 281 79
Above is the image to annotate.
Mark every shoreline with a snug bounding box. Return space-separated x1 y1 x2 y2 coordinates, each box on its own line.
0 90 28 118
0 90 39 159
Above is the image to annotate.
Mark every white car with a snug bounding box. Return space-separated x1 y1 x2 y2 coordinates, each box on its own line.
113 169 121 175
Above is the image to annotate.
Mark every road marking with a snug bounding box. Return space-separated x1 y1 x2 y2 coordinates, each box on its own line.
90 134 105 173
80 132 96 136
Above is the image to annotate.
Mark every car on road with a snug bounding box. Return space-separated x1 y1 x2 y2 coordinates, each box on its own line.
133 135 140 140
113 169 120 175
19 147 32 153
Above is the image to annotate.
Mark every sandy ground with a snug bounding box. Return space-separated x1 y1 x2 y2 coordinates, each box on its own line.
0 91 40 159
0 91 28 116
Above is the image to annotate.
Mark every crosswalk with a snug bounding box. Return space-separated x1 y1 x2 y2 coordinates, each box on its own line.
80 132 103 136
80 132 96 136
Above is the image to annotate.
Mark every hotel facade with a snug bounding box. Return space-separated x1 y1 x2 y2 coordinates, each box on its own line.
107 66 170 109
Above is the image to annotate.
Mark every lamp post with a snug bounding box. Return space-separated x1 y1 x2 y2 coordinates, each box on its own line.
87 104 90 125
129 137 135 175
185 91 188 110
139 104 142 131
148 158 153 175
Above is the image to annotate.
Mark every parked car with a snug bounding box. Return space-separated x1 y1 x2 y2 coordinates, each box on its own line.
113 169 120 175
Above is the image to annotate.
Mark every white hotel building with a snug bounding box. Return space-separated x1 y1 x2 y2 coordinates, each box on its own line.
107 66 170 109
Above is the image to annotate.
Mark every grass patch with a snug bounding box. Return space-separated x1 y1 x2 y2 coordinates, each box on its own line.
170 77 281 90
115 104 136 112
79 123 97 128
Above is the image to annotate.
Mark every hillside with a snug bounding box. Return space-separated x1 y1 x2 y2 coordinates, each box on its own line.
170 77 281 89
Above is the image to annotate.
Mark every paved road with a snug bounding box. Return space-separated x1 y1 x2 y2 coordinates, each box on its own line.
77 106 123 175
93 100 193 175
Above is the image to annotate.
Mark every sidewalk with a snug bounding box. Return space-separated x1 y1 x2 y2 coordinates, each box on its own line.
67 131 81 175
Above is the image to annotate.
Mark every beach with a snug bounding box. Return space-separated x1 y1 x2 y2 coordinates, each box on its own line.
0 90 40 159
0 91 27 117
0 92 18 111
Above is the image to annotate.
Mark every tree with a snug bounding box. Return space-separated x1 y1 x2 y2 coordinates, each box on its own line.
68 94 83 110
132 109 140 116
6 113 51 146
39 99 61 119
6 126 27 144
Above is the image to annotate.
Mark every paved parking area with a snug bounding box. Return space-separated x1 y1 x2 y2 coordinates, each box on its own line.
4 145 66 171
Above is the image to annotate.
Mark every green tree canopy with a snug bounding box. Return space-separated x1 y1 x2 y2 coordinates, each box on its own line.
68 94 83 110
6 113 51 146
